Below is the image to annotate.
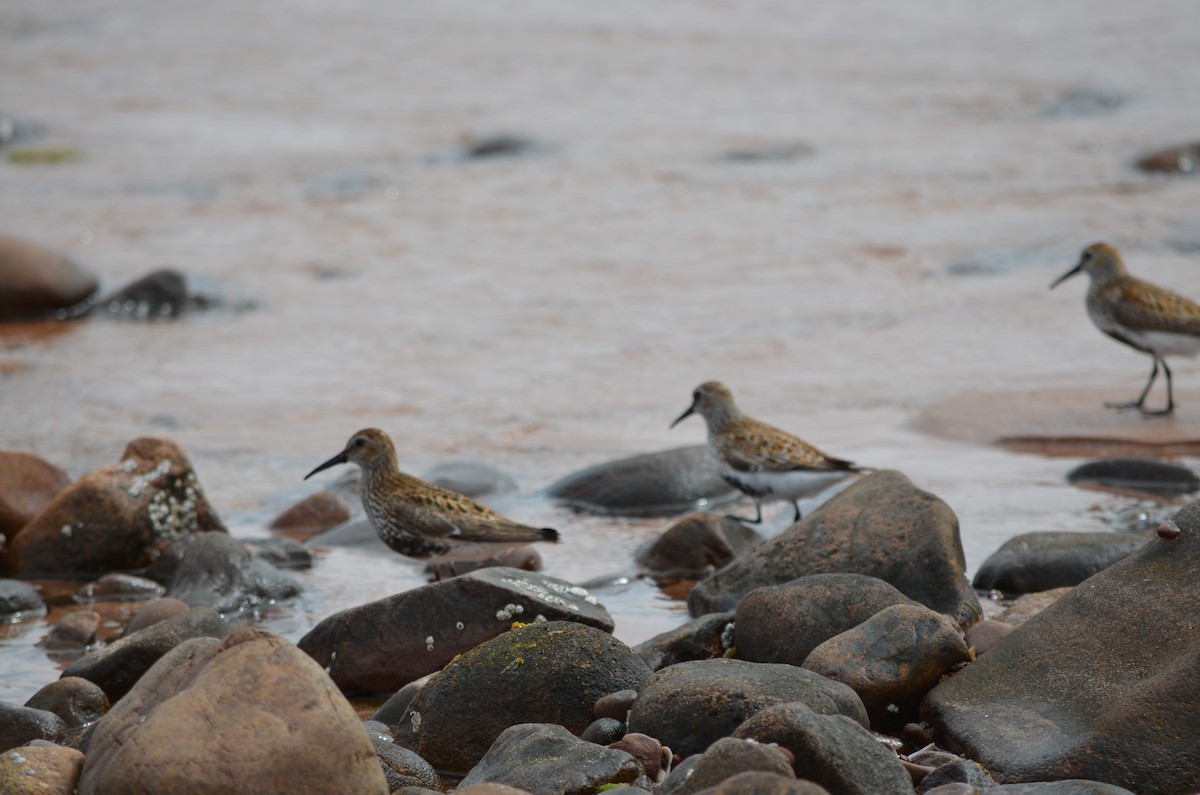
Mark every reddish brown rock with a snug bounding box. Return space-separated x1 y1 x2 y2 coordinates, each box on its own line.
0 233 98 317
78 628 388 795
268 491 350 539
635 513 763 578
6 438 225 577
0 451 71 539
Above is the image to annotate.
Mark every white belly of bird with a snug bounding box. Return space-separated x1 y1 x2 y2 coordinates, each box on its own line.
721 467 850 502
1135 330 1200 357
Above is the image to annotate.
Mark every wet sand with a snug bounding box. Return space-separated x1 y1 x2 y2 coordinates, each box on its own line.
3 1 1200 702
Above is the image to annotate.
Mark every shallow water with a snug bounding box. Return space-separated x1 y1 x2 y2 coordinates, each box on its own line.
3 0 1200 704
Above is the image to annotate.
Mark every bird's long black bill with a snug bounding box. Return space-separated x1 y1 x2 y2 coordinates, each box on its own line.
670 405 695 428
304 451 348 480
1050 263 1082 290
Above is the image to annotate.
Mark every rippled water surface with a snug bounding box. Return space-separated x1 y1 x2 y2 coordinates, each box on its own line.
3 0 1200 704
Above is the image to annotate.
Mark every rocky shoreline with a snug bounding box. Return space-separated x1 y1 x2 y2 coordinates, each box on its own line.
2 435 1197 794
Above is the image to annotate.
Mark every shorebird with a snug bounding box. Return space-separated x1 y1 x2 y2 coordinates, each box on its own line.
670 381 863 524
1051 243 1200 416
304 428 559 561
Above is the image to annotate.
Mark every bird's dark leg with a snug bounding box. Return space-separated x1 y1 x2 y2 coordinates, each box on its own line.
725 499 763 525
1141 356 1176 416
1106 357 1158 411
792 501 803 523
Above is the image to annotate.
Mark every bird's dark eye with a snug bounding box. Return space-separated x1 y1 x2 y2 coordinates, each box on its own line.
354 438 366 448
693 390 701 401
1083 251 1093 261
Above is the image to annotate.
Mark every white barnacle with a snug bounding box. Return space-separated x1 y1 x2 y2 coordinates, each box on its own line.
409 710 422 734
495 603 525 621
119 459 137 473
8 751 26 764
720 622 735 650
425 635 434 651
60 524 72 538
534 614 547 623
455 621 464 631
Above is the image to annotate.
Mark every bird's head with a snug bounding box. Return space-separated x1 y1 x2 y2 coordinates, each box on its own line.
1051 242 1127 289
671 380 739 430
305 427 396 480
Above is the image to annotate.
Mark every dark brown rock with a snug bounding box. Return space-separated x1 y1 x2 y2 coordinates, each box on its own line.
457 723 646 792
634 611 735 670
997 587 1073 625
545 446 740 517
371 734 441 792
6 437 225 577
688 471 980 627
924 783 1134 794
269 490 350 539
0 703 67 751
689 771 832 795
626 658 868 758
609 733 664 782
595 688 638 721
581 717 625 745
78 628 388 794
0 233 98 317
736 574 921 667
41 610 101 655
98 268 189 319
0 742 86 794
395 621 651 774
802 603 970 729
636 513 764 577
972 531 1148 595
62 606 232 702
121 597 190 636
0 451 71 539
923 499 1200 792
733 702 914 795
25 677 108 730
75 573 165 603
662 737 795 795
1136 142 1200 174
300 567 613 695
1066 457 1199 497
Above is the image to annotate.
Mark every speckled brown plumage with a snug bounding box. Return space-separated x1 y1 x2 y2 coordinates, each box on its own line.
1052 243 1200 415
305 428 558 560
671 381 862 524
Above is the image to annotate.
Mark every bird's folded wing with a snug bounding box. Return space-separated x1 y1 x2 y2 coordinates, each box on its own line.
723 424 844 472
1113 282 1200 335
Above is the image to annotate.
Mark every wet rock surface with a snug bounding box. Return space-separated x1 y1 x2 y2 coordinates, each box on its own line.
687 771 832 795
458 723 647 792
0 578 45 616
689 471 980 627
545 446 739 517
626 658 868 758
394 621 651 774
25 677 108 731
62 606 233 702
74 573 165 603
636 513 763 577
733 702 915 795
121 597 190 636
145 531 301 613
300 567 613 694
1135 141 1200 174
41 610 101 658
971 531 1147 594
924 501 1200 792
96 268 191 319
5 437 225 577
0 702 68 751
371 733 441 792
0 451 71 538
78 628 388 795
802 603 970 729
736 573 921 667
0 233 97 318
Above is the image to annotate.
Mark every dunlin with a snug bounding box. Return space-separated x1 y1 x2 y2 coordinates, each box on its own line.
1052 243 1200 416
304 428 559 560
670 381 863 524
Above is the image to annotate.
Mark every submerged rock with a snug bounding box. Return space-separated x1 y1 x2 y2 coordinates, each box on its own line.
923 500 1200 792
689 471 979 627
546 446 739 517
1065 457 1199 497
972 531 1148 594
146 531 301 614
0 578 45 616
423 461 519 498
636 513 763 578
